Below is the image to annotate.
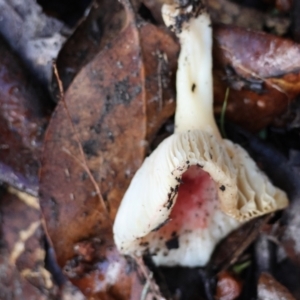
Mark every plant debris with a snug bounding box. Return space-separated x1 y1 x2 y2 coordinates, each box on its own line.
0 35 53 195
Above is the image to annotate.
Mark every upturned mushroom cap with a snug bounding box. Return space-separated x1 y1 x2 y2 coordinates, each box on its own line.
113 130 287 266
113 1 288 267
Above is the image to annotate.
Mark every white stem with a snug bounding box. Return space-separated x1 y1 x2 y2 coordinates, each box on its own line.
163 6 220 138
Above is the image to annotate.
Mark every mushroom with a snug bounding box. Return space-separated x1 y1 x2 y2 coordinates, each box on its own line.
113 1 288 267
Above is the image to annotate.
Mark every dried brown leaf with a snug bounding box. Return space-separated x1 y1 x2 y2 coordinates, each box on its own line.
213 25 300 131
211 216 271 271
40 0 178 298
258 272 295 300
55 0 126 92
141 0 289 33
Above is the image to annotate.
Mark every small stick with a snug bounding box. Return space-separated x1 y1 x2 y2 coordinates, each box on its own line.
53 63 107 213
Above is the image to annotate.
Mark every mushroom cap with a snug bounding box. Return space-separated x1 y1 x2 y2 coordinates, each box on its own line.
113 130 288 266
113 2 288 267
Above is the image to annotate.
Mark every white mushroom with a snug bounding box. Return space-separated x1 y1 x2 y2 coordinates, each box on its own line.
113 2 288 267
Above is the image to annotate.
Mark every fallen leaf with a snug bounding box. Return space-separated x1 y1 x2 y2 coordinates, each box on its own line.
258 272 295 300
55 0 126 92
213 25 300 131
140 0 290 33
39 0 178 297
211 216 270 272
0 36 53 195
0 0 66 87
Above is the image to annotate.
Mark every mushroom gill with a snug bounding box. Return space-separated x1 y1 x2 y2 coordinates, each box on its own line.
113 1 288 267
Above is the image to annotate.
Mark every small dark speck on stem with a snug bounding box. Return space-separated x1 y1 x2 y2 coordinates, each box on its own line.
191 83 196 92
220 185 226 191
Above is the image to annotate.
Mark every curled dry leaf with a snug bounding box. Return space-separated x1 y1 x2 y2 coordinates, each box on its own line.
258 272 295 300
39 0 178 297
0 187 57 299
213 25 300 132
0 0 66 87
0 36 52 195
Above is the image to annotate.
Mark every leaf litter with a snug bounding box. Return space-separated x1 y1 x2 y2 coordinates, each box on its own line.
1 0 300 299
39 0 178 298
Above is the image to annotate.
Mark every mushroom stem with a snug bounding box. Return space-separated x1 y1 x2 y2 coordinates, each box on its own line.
113 1 288 268
163 5 220 138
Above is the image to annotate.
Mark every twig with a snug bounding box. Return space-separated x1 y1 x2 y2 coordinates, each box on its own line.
218 214 271 272
135 256 165 300
220 87 230 138
53 63 107 213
